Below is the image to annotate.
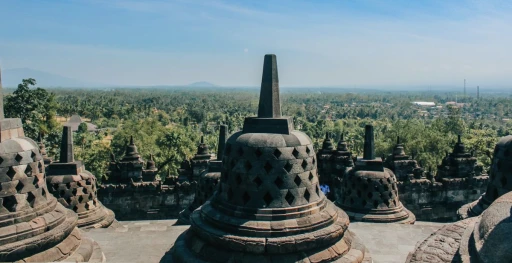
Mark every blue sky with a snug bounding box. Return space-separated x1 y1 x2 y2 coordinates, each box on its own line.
1 0 512 87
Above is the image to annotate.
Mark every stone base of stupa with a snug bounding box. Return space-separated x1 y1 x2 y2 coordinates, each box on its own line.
78 203 117 229
338 202 416 224
175 207 193 225
0 203 105 262
165 201 372 263
405 217 476 262
457 196 488 220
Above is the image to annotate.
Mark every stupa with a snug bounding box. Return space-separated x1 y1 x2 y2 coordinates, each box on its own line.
331 133 355 200
437 135 481 181
383 136 425 182
176 125 226 225
46 126 116 229
167 54 371 262
336 125 416 224
458 135 512 219
190 136 212 181
407 190 512 262
37 132 53 169
0 68 105 261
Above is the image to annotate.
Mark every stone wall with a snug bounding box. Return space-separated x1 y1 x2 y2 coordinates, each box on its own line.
396 177 488 221
97 183 195 220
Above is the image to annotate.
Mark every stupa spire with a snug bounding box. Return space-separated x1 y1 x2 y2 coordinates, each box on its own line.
257 54 281 118
217 125 227 160
59 125 74 163
363 124 375 160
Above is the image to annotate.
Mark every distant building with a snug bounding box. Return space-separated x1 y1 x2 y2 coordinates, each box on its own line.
412 101 436 107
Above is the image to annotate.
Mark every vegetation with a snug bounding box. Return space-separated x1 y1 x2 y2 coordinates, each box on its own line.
4 80 512 180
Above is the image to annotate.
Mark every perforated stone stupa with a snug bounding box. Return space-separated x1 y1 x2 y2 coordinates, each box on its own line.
407 190 512 263
383 136 425 182
46 126 116 229
167 54 372 262
336 125 416 224
458 135 512 219
190 136 213 181
437 135 485 182
0 68 105 262
176 125 226 225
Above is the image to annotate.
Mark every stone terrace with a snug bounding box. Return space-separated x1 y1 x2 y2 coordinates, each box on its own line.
85 220 446 263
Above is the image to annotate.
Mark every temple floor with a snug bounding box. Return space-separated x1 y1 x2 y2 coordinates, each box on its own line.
84 219 446 263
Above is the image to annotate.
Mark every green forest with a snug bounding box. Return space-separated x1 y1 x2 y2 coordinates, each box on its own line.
5 78 512 180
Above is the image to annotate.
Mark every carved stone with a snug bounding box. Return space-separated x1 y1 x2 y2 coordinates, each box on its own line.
0 68 105 262
336 125 416 224
458 135 512 219
167 54 371 262
407 190 512 263
46 126 116 229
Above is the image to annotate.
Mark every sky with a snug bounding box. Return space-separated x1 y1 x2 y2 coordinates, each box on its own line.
1 0 512 88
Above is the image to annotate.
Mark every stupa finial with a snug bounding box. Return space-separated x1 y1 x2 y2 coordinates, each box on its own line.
257 54 281 118
59 126 74 163
363 125 375 160
217 125 227 160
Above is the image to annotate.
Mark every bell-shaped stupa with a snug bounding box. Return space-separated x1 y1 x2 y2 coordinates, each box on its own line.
0 68 105 261
167 55 371 262
336 125 416 224
458 135 512 219
407 190 512 262
176 125 226 225
46 126 116 229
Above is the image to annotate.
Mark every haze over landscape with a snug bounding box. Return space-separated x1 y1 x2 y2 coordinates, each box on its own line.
1 0 512 89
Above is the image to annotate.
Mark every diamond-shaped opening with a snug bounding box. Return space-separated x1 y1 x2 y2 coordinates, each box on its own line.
501 176 508 187
273 149 282 159
26 192 36 207
83 187 89 194
285 191 295 205
235 174 242 185
252 176 262 188
31 150 37 159
73 205 79 212
292 148 300 159
230 159 237 169
294 175 302 187
38 162 43 171
387 178 392 183
25 165 33 176
65 183 72 189
15 153 23 163
0 156 3 164
367 192 373 199
237 147 244 156
373 200 379 208
304 189 311 202
72 188 78 195
393 200 398 207
86 179 92 185
275 177 284 188
41 188 47 198
306 146 311 155
384 200 391 207
308 172 314 181
284 162 293 173
316 184 320 196
263 192 273 207
255 148 263 158
227 188 234 201
264 162 273 174
388 192 393 198
243 192 250 205
15 180 24 192
6 167 16 179
301 159 308 170
3 196 17 212
362 200 367 207
78 196 84 203
245 161 252 171
312 158 316 165
379 179 384 184
225 144 232 155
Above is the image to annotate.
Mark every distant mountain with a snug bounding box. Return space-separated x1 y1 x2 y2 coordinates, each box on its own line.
1 68 108 88
187 81 217 87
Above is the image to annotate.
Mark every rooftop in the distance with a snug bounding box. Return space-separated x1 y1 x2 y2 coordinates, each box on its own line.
84 220 446 263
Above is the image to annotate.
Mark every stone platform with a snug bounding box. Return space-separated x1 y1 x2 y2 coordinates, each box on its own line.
84 219 445 263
